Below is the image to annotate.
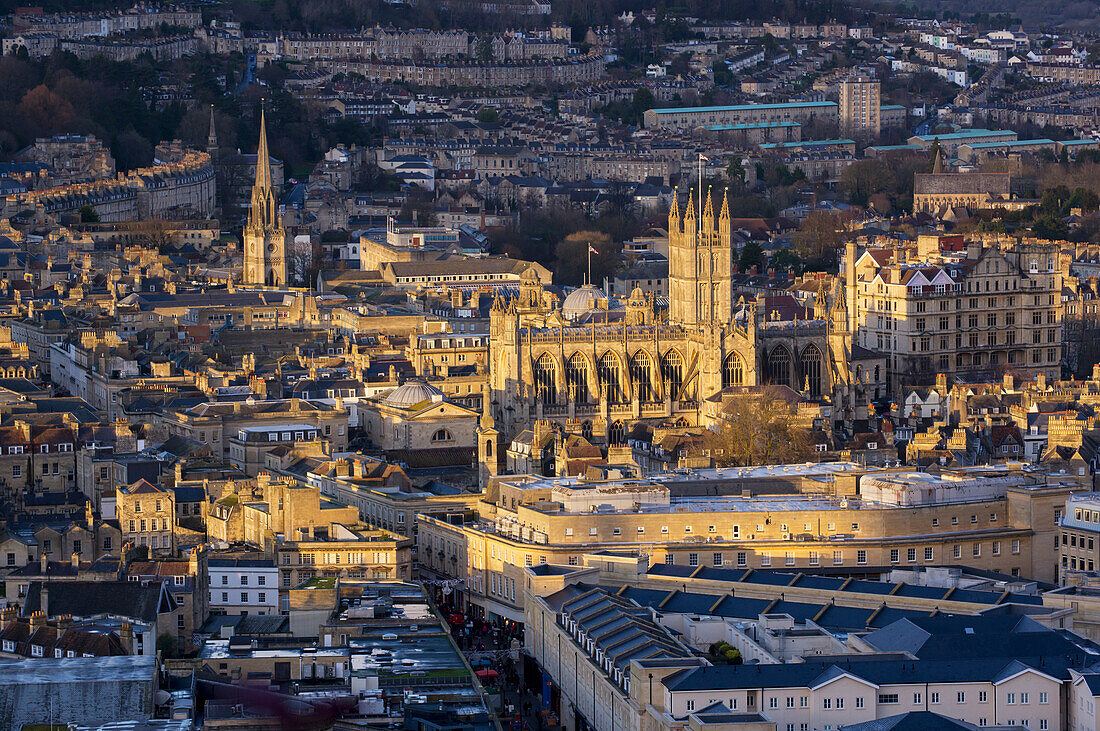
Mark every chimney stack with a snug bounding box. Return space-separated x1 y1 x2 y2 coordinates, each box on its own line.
71 552 79 571
120 622 134 654
39 585 48 618
29 610 46 628
40 553 47 574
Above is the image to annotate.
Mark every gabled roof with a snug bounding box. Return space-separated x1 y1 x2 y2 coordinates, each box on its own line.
119 478 165 495
21 580 175 622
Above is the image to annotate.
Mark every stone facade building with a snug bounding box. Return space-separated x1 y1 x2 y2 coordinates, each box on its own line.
116 479 176 557
913 171 1013 215
481 191 867 486
850 235 1063 396
242 113 287 287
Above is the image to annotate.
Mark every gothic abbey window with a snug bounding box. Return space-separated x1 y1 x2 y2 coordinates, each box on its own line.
598 352 624 404
566 353 589 404
722 353 744 388
534 353 557 404
800 345 823 397
767 346 792 388
609 420 626 444
630 351 655 402
662 350 684 400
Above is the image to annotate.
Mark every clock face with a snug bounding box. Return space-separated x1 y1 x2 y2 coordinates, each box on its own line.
249 243 255 252
267 244 276 253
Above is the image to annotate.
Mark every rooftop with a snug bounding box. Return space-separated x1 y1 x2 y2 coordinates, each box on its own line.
650 101 838 114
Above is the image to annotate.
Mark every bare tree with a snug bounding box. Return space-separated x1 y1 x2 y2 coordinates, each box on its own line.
286 235 316 287
131 218 174 252
710 386 810 467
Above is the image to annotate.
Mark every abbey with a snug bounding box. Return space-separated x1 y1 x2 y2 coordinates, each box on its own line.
242 112 287 287
480 191 878 480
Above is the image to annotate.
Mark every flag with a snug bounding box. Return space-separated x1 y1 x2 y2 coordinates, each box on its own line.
699 153 709 161
588 245 598 254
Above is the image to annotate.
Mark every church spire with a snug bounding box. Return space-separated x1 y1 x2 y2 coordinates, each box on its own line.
242 109 287 287
206 105 218 156
248 108 278 232
254 108 273 196
932 147 945 175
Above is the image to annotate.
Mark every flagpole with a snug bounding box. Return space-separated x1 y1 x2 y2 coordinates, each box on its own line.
587 243 592 287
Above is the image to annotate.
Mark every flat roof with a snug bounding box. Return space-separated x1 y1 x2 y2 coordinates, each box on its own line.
0 654 155 683
760 139 856 149
913 129 1016 142
867 144 923 151
964 138 1056 150
708 121 801 130
650 101 838 115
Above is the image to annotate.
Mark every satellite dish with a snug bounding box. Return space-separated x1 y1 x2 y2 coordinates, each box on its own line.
154 690 172 705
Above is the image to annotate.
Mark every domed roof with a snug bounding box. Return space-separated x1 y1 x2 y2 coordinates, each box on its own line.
383 380 444 408
562 284 604 320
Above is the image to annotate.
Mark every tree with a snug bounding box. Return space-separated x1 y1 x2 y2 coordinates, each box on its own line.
726 155 746 190
555 230 617 287
157 633 179 658
17 84 75 134
475 36 493 62
286 234 317 286
78 205 100 223
1032 215 1069 241
113 129 154 172
738 241 765 271
839 159 892 207
794 211 844 263
477 107 499 124
710 386 810 467
131 218 173 251
712 59 733 86
631 88 656 122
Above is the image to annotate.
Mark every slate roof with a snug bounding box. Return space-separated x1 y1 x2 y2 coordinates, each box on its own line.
663 654 1067 693
838 711 984 731
21 581 175 623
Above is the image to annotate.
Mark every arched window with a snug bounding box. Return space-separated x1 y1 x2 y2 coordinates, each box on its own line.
432 429 454 443
581 421 593 440
566 353 589 404
609 420 626 445
598 352 623 404
662 350 684 400
722 353 744 388
485 440 493 457
534 353 556 404
630 351 654 402
767 346 792 387
800 345 823 397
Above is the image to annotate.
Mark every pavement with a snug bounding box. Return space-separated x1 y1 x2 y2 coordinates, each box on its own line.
443 610 556 731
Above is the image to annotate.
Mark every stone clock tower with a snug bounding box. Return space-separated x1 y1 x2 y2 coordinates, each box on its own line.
242 111 287 287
